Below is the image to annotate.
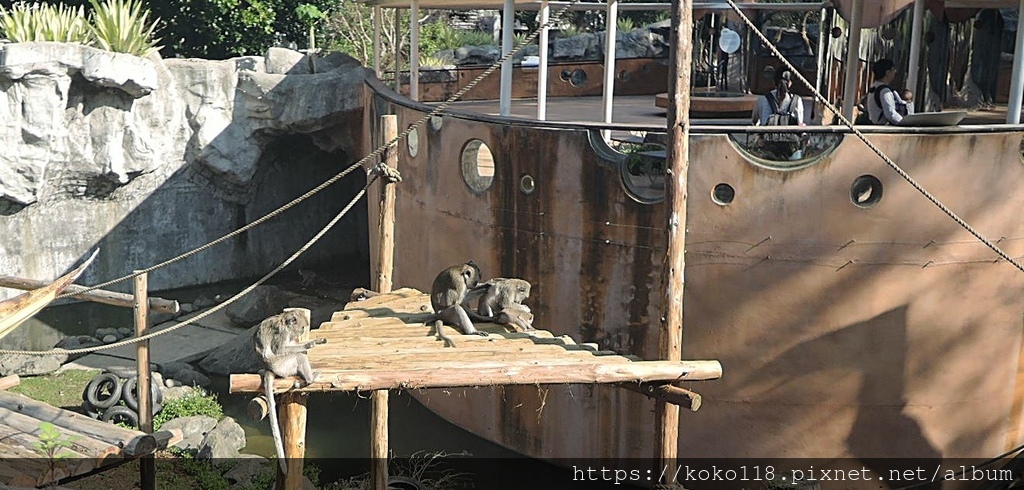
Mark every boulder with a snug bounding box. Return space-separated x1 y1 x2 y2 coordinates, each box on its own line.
224 286 288 327
160 361 211 388
197 417 246 459
223 457 270 486
197 327 261 376
453 45 499 65
53 335 102 361
0 353 67 376
161 415 219 451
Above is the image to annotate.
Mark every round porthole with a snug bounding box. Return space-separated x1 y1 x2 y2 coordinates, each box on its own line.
712 183 735 205
430 116 444 131
461 139 495 193
407 126 419 157
850 175 883 208
520 174 535 195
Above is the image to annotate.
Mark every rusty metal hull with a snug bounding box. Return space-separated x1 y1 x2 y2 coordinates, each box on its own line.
364 81 1024 460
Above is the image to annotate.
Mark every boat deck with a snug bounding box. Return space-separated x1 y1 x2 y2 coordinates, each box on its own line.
0 390 178 487
229 288 721 393
446 94 1017 128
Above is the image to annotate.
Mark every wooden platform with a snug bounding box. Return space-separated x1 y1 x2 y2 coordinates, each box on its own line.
229 288 722 394
0 390 178 488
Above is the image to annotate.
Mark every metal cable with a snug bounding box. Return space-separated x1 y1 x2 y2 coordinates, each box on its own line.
58 0 585 299
11 0 585 355
723 0 1024 273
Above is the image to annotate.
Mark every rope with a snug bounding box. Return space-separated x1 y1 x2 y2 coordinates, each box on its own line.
722 0 1024 274
10 1 584 355
58 0 584 300
0 170 382 356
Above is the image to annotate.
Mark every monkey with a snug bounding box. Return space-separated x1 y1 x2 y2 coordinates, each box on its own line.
495 302 535 332
253 310 327 473
464 278 532 318
429 261 489 347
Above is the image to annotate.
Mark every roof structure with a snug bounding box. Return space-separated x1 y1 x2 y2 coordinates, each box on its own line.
0 390 178 488
229 288 721 394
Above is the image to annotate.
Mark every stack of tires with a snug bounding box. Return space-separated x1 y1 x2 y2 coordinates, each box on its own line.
81 369 164 429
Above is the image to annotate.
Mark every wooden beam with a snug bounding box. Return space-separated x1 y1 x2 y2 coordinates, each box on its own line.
133 271 155 490
0 274 178 315
657 0 694 476
0 375 20 391
275 309 311 490
229 359 723 393
370 113 398 490
0 391 155 455
617 383 701 411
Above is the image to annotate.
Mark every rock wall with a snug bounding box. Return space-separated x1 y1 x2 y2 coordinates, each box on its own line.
0 43 372 304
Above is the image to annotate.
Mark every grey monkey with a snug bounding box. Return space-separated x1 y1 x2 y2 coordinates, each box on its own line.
465 278 532 318
253 310 327 473
495 302 535 331
430 261 489 347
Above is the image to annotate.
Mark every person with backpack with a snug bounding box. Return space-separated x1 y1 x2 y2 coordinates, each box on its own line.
866 59 910 125
751 69 806 160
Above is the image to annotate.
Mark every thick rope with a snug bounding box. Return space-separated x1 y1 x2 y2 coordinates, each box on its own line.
11 1 584 355
0 171 381 356
723 0 1024 273
58 0 584 300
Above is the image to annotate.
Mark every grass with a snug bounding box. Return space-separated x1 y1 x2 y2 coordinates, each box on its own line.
10 369 100 409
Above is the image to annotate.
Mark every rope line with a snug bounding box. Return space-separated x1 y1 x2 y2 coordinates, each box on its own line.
0 172 381 357
57 0 585 300
11 0 584 355
722 0 1024 274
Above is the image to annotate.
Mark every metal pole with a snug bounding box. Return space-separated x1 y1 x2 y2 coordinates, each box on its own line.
537 0 551 120
656 0 692 473
1007 0 1024 124
815 6 827 97
133 271 154 490
409 0 420 101
373 6 382 78
601 0 619 140
500 0 515 115
906 0 924 107
841 0 863 120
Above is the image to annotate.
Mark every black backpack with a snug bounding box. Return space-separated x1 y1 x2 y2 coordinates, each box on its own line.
869 85 909 124
763 91 799 142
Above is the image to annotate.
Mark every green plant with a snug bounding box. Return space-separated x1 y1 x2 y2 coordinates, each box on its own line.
34 421 79 488
295 2 324 50
616 17 634 32
152 389 223 431
513 31 530 46
0 2 90 43
0 2 40 42
557 25 580 38
87 0 161 55
457 29 494 47
419 53 453 68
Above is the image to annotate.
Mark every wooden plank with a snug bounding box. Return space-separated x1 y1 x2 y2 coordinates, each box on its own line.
0 408 122 461
0 273 178 315
313 323 555 339
230 359 723 393
313 349 637 366
310 342 624 359
133 271 155 490
0 375 20 391
0 391 153 455
0 461 38 488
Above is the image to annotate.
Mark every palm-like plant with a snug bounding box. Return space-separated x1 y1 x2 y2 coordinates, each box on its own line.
87 0 161 56
0 2 42 42
38 4 90 43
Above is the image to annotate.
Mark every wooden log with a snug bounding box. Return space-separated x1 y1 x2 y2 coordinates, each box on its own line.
133 271 155 490
274 392 307 490
618 383 702 411
153 428 182 449
0 461 38 488
0 408 122 461
376 113 399 296
0 274 179 314
0 391 153 453
230 359 723 393
248 395 270 421
0 374 20 390
657 0 695 473
370 390 388 490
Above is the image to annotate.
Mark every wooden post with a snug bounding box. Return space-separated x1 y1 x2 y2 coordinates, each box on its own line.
370 114 399 490
276 308 311 490
132 272 154 490
657 0 693 482
0 274 178 314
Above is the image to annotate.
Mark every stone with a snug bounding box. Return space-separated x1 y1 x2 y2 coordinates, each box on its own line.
101 335 117 344
223 458 270 486
162 385 196 401
192 296 216 309
53 335 102 361
197 417 246 459
179 303 196 315
94 327 117 338
160 361 211 388
197 327 262 376
224 285 288 327
116 327 132 338
453 45 499 65
161 415 219 451
0 352 67 376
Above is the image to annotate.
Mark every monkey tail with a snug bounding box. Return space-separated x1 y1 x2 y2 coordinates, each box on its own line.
263 370 288 474
433 319 456 348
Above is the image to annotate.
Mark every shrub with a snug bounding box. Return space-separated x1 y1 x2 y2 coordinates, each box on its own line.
0 2 89 43
153 389 223 431
0 2 41 42
457 29 494 47
87 0 161 55
616 17 634 32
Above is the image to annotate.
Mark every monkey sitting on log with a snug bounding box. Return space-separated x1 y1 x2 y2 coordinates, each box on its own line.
464 278 535 331
253 310 327 473
429 261 490 347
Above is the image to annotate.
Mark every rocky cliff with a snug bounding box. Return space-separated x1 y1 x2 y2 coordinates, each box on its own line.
0 43 372 303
